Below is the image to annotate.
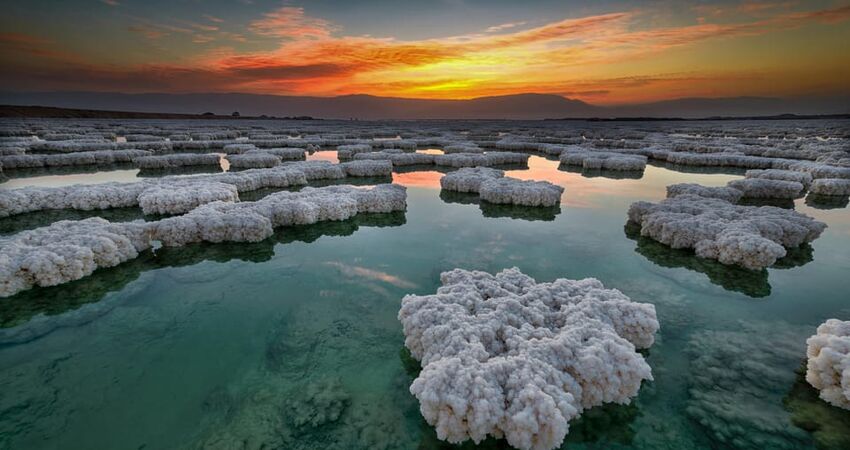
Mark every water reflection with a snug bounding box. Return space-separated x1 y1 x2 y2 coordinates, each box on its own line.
783 363 850 450
805 193 850 210
0 212 407 338
0 168 142 188
624 224 814 298
440 191 560 221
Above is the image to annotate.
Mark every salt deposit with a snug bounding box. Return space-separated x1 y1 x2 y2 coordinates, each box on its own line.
727 178 805 199
439 167 504 193
559 151 647 171
136 182 239 215
339 160 393 177
434 152 528 168
0 150 152 169
336 144 373 159
247 147 305 160
398 267 658 450
353 151 435 166
226 153 281 169
745 169 813 188
627 193 826 270
805 319 850 410
134 153 221 169
666 183 743 203
809 178 850 196
479 178 564 207
0 218 150 297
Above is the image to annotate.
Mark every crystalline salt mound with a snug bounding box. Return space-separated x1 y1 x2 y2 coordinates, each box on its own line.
398 267 658 450
627 193 826 270
806 319 850 410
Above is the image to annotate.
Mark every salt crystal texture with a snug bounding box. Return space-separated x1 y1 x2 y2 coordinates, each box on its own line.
398 267 658 450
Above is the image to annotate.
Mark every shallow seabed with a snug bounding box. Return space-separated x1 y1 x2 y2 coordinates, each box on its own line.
2 157 849 449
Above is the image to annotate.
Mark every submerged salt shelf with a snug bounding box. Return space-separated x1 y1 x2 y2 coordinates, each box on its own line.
1 117 849 450
399 268 658 450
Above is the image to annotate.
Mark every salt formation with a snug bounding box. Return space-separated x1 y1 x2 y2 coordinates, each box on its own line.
627 193 827 270
134 153 221 169
746 169 813 188
136 182 239 215
810 178 850 196
226 153 281 169
666 183 743 203
398 267 658 450
0 218 150 297
339 160 393 177
336 144 372 159
479 178 564 207
283 160 345 180
806 319 850 410
353 151 435 166
247 147 305 160
559 151 647 171
147 184 406 246
0 150 151 169
221 143 256 154
727 178 805 199
440 167 504 193
440 168 563 207
434 152 528 168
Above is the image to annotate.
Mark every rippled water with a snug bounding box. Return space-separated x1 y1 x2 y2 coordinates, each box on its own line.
2 155 849 449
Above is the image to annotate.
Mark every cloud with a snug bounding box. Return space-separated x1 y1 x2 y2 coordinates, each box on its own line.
203 14 224 23
249 6 333 39
100 0 119 6
485 21 527 33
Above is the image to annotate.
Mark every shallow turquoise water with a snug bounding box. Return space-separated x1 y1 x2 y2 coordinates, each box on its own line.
1 156 849 449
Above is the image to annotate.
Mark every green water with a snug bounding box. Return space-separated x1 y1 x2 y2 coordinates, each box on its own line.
2 157 849 449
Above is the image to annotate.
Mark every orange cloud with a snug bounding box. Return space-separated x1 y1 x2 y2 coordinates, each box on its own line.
250 6 333 39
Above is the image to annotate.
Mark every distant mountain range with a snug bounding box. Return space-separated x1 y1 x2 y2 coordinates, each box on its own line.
1 91 847 120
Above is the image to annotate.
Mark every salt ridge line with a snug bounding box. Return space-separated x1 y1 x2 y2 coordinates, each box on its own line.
0 161 390 217
0 183 407 297
627 192 827 270
398 267 658 450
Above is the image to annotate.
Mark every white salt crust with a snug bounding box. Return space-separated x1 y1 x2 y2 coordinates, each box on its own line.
806 319 850 410
398 267 658 450
627 193 826 270
134 153 221 169
809 178 850 196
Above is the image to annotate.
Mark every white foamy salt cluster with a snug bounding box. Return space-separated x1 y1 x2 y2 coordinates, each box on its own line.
134 153 221 169
810 178 850 196
559 151 647 171
0 218 150 297
353 150 435 166
627 193 827 270
443 144 484 154
147 184 406 246
339 160 393 177
226 153 281 169
434 152 528 168
440 167 504 193
479 178 564 207
440 168 563 206
247 147 305 160
666 183 743 203
745 169 813 188
805 319 850 410
0 150 152 169
282 160 345 180
0 166 308 217
398 267 658 450
726 178 805 199
336 144 373 159
221 143 257 154
136 182 239 215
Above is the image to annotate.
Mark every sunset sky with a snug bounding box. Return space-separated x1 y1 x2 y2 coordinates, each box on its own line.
1 0 849 104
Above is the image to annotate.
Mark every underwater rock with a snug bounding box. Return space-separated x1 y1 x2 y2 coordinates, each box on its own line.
806 319 850 410
685 321 814 449
627 192 826 270
398 267 658 450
